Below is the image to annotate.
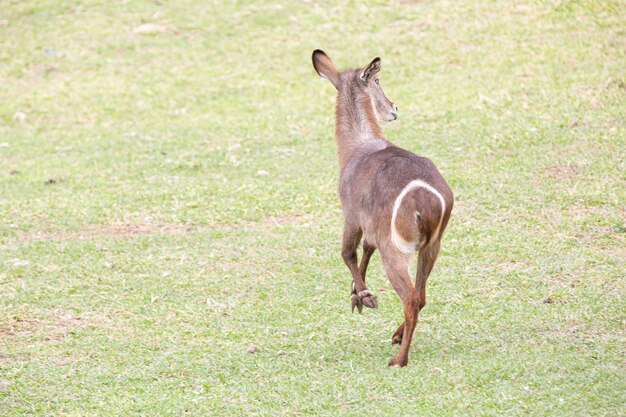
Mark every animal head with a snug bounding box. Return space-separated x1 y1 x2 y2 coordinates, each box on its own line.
312 49 398 122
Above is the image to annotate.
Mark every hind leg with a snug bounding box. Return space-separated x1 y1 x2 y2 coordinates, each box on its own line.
391 241 441 345
381 249 419 368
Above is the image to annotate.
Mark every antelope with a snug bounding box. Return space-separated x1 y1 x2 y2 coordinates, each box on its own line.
312 50 453 367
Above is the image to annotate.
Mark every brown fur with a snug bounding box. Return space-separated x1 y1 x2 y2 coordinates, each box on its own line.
312 50 453 367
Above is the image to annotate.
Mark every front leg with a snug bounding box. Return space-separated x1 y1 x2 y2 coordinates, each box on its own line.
342 223 378 313
359 239 376 284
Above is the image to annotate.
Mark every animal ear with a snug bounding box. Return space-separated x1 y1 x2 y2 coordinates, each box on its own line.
361 57 381 82
312 49 340 90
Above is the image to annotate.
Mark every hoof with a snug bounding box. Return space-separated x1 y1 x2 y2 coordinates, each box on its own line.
391 324 404 345
359 290 378 309
350 293 362 314
388 357 408 368
350 287 378 314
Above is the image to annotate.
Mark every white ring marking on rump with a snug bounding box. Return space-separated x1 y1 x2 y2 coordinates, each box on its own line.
391 179 446 254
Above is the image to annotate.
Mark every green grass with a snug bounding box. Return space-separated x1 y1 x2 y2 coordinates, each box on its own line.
1 0 624 415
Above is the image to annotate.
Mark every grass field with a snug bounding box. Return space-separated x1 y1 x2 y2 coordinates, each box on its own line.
1 0 624 415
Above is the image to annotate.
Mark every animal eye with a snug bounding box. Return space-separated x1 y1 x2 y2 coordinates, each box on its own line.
375 79 380 85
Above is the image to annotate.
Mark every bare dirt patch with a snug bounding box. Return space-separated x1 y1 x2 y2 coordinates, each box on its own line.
259 214 314 229
16 222 193 242
541 163 581 179
81 222 194 238
0 310 94 343
14 215 317 243
541 323 625 345
24 62 60 77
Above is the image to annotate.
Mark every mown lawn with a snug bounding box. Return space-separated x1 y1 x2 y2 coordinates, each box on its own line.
1 0 624 415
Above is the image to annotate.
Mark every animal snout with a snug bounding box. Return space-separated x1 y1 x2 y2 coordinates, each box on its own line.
391 104 398 120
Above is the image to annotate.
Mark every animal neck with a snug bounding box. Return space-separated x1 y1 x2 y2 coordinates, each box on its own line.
334 82 384 172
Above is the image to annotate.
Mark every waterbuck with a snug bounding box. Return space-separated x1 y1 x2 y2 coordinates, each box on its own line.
312 50 453 367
